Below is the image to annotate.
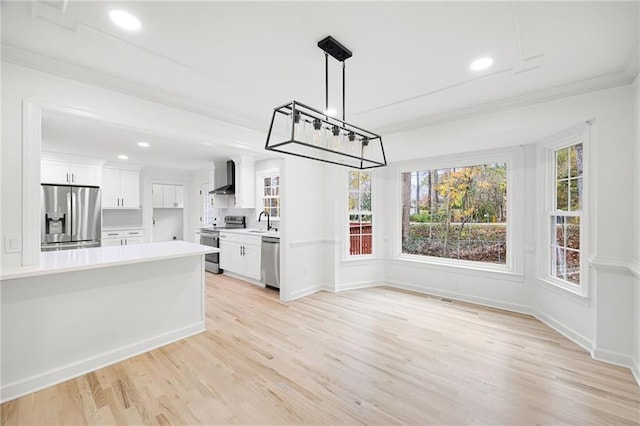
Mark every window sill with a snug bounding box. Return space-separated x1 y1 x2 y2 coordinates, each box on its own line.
391 255 524 282
535 276 590 306
341 255 382 264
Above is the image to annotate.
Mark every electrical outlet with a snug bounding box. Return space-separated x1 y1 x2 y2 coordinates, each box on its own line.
4 235 21 253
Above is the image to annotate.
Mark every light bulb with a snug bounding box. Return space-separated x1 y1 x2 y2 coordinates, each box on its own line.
330 125 342 151
347 131 356 154
312 118 323 146
293 111 303 142
361 137 370 158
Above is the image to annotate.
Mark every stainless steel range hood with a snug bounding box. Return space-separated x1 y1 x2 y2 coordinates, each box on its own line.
210 160 235 195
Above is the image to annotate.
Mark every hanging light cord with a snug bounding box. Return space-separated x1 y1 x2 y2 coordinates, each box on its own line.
342 61 346 122
325 52 329 119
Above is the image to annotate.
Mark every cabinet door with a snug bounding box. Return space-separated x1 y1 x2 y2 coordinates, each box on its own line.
69 164 99 186
219 239 232 271
174 185 184 208
101 168 121 208
152 184 164 208
233 159 255 209
243 243 262 280
162 185 175 208
41 161 70 184
119 170 140 208
101 238 122 247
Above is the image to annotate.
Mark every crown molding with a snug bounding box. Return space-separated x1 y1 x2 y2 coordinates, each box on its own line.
377 71 635 135
1 44 265 137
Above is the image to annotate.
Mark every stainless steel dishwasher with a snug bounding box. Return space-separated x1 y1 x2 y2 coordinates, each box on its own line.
261 236 280 290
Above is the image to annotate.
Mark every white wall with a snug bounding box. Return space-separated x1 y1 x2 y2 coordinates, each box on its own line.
1 61 264 268
152 209 184 242
102 209 143 229
280 156 332 301
634 75 640 382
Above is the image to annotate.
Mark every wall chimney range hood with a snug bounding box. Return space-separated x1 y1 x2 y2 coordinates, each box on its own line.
210 160 235 195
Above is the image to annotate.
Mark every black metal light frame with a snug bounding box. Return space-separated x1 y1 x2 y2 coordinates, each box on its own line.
265 36 387 170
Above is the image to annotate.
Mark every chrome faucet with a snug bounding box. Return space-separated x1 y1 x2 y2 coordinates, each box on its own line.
258 211 272 231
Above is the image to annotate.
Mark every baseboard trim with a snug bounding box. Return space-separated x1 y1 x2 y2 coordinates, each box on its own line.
385 280 534 317
288 283 331 301
0 322 205 403
533 309 594 354
221 271 264 287
384 280 597 361
592 348 638 371
632 360 640 387
334 281 382 292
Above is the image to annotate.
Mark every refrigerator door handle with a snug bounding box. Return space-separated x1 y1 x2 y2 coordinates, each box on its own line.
66 190 73 240
71 190 78 241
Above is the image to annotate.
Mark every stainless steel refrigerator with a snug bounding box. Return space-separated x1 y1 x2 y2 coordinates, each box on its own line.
41 184 101 251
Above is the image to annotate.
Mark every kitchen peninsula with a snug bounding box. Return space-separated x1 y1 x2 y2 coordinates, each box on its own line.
0 241 216 402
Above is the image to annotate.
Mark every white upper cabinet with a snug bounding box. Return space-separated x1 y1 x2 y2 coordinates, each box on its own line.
102 168 140 209
152 184 164 208
152 184 184 208
41 159 102 186
231 155 256 209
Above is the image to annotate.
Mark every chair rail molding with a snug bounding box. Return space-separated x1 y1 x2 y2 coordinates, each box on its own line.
589 256 638 276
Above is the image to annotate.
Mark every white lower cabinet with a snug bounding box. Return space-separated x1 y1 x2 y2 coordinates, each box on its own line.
101 229 144 246
219 232 261 280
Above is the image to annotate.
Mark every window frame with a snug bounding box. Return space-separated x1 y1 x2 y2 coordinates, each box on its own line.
255 167 281 221
347 170 374 259
540 125 589 297
392 148 524 277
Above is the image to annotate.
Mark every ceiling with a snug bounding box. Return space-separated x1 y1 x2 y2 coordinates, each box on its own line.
2 1 639 167
41 109 248 170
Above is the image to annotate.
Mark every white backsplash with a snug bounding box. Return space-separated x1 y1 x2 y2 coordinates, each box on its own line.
102 209 143 229
215 208 280 231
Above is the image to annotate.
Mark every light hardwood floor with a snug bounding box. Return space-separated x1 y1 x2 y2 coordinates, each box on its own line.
2 273 639 425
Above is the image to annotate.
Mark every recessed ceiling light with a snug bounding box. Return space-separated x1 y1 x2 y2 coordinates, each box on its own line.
109 9 142 31
137 141 150 148
118 154 129 160
324 108 337 117
470 57 493 71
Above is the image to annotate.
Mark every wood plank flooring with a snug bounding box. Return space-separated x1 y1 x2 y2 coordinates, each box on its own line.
2 273 639 425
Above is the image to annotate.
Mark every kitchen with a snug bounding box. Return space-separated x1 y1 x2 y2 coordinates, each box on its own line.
1 1 639 423
39 107 282 286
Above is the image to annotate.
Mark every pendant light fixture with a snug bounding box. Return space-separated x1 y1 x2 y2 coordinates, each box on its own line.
265 36 387 169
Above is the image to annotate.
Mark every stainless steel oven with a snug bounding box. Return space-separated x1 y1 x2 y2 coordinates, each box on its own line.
200 229 221 273
200 215 245 274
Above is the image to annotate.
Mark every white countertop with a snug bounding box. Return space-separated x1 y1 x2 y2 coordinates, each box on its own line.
218 229 280 238
1 241 217 280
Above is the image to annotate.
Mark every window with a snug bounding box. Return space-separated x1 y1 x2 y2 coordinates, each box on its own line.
549 142 583 287
348 171 372 256
401 163 508 265
259 172 280 219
